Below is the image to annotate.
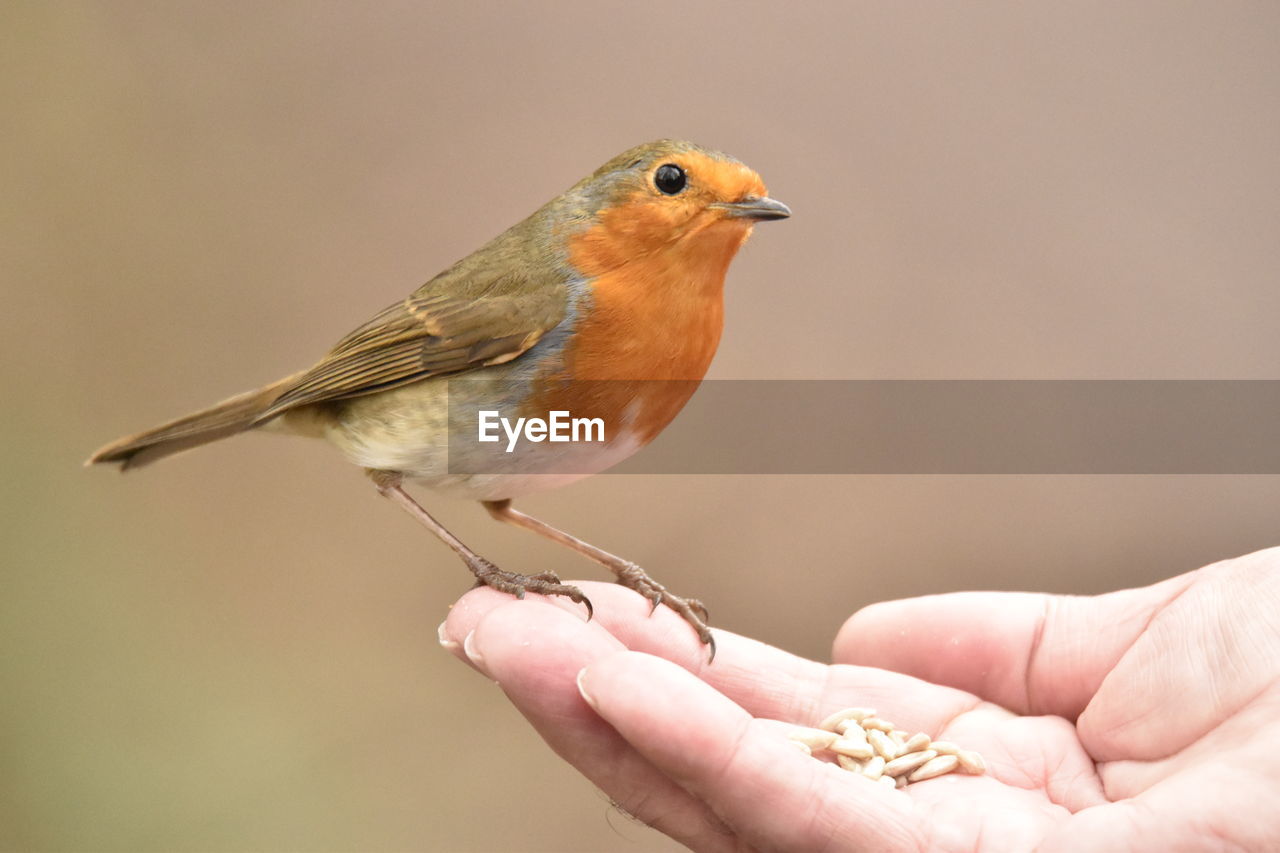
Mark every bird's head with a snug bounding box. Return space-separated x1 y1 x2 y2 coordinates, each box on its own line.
559 139 789 277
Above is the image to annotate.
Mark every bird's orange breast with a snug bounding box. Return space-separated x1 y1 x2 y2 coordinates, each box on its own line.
523 195 754 446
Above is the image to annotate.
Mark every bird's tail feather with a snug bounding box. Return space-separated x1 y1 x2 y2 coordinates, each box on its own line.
87 373 305 470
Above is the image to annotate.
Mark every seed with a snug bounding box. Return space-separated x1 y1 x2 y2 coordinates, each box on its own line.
884 749 936 777
786 709 985 789
818 707 876 732
957 750 986 774
907 754 960 782
830 737 875 760
867 729 900 760
836 720 869 740
903 732 931 753
787 727 839 751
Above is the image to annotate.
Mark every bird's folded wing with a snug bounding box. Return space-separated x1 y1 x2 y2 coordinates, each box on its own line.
254 288 564 423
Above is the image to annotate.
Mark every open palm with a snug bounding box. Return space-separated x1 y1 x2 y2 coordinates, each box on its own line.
441 547 1280 851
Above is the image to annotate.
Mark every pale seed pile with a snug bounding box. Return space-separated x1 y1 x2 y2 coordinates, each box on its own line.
786 707 985 790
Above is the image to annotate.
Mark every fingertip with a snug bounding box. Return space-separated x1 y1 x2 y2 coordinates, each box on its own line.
443 585 510 640
574 648 640 715
462 630 488 675
575 666 598 711
832 598 922 666
574 650 747 737
443 582 598 649
437 619 460 651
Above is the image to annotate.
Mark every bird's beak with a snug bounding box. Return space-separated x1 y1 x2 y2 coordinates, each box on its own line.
713 195 792 221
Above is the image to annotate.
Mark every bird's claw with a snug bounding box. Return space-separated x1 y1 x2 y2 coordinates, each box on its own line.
467 557 593 619
612 562 715 661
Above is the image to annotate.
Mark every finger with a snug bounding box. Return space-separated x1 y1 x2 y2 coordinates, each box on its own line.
578 651 926 852
441 581 702 667
440 584 572 672
832 572 1198 719
459 596 742 851
445 581 984 736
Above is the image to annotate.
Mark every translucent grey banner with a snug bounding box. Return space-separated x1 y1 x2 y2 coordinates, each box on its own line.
444 380 1280 474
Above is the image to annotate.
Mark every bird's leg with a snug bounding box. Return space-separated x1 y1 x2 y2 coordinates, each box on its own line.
481 499 715 659
368 470 592 617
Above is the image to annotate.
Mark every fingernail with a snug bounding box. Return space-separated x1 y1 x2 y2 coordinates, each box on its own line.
576 667 598 710
437 620 459 652
463 631 487 672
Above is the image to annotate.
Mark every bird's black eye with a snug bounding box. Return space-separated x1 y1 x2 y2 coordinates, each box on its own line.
654 163 686 195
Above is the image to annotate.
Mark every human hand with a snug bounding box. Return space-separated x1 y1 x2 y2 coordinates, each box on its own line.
439 547 1280 851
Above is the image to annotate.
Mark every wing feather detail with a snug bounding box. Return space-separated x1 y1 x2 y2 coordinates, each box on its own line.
253 287 565 423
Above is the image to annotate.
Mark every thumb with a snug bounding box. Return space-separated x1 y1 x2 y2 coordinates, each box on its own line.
832 572 1197 719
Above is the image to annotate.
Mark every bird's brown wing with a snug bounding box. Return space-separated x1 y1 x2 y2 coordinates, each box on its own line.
253 287 565 423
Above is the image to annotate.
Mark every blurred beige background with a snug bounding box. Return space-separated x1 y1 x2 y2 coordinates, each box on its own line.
3 1 1278 850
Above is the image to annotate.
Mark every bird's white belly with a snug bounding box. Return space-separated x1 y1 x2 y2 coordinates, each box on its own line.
323 375 646 501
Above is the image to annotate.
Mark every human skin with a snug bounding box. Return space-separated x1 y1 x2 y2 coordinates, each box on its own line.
440 547 1280 851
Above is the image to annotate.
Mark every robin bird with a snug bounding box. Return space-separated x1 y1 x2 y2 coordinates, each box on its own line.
88 139 790 658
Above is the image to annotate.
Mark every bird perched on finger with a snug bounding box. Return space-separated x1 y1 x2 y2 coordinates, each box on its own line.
88 139 790 659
